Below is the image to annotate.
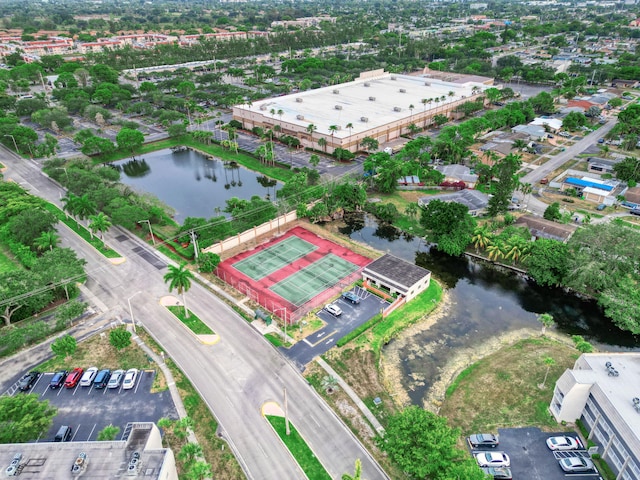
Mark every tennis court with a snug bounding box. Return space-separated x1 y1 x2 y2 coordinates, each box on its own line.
269 254 360 306
232 236 317 281
215 226 372 323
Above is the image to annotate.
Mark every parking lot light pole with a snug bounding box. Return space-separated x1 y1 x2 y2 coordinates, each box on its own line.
127 291 142 333
138 219 155 246
4 134 18 153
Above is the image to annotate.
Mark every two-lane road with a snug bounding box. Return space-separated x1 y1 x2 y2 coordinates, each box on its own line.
2 151 388 480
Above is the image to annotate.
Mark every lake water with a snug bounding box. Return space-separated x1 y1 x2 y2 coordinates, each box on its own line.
114 148 279 223
340 213 640 406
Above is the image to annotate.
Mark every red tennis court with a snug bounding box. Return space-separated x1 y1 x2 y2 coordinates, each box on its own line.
215 226 371 323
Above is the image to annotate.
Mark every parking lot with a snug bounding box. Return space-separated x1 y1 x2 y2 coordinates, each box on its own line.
471 427 602 480
15 370 178 442
282 286 390 368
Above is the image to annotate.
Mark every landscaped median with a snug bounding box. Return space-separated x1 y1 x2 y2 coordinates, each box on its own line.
261 402 332 480
160 296 219 345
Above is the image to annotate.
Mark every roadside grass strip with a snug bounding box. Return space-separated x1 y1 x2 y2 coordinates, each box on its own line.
269 254 359 306
43 203 121 258
265 415 332 480
232 236 317 281
167 306 214 335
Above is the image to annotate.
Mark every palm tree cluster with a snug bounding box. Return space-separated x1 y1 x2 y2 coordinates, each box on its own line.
471 224 532 265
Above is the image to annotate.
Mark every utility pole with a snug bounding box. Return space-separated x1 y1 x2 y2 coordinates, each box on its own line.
189 230 200 262
284 387 290 436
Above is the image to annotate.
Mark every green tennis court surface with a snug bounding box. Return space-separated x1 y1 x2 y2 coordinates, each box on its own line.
232 236 317 281
269 254 360 306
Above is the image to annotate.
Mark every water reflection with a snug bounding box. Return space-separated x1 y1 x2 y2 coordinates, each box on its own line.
114 148 281 222
342 214 640 405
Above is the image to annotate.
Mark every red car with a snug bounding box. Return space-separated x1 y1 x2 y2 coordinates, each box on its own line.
64 368 84 388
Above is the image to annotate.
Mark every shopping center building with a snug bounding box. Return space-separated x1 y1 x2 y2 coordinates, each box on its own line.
232 69 493 153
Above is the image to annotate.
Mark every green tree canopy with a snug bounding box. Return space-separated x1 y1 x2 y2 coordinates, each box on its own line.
524 239 568 287
420 200 476 256
0 394 57 443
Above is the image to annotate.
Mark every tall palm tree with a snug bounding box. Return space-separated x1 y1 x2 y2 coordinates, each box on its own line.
318 137 327 153
328 125 339 150
75 194 97 222
164 263 195 319
61 192 80 220
34 231 60 252
486 242 505 262
88 212 112 240
345 122 354 138
306 123 317 148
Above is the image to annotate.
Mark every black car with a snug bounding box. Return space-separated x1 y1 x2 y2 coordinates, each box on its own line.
630 209 640 216
341 291 361 304
49 370 68 389
18 371 40 391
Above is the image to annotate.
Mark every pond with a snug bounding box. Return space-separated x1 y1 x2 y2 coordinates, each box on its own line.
114 148 280 223
340 213 640 406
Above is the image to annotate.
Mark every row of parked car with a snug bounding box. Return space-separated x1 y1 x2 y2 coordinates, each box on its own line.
323 291 362 317
18 367 139 392
468 433 595 478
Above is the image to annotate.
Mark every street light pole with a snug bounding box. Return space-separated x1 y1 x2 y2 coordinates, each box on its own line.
127 291 142 333
4 134 18 153
138 219 156 246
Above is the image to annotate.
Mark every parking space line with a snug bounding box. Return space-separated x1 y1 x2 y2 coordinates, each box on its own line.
71 424 80 441
86 424 97 441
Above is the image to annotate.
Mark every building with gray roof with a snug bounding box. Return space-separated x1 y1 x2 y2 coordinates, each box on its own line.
362 254 431 302
418 189 489 216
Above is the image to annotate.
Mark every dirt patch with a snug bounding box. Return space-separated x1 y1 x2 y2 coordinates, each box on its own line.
439 336 579 434
379 289 452 408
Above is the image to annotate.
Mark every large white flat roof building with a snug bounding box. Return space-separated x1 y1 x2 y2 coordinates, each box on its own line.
233 69 493 153
551 353 640 480
0 423 176 479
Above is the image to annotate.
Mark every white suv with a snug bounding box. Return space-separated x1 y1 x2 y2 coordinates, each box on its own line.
324 303 342 316
79 367 98 387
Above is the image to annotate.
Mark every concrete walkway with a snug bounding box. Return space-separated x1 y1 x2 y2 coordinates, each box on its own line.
315 357 385 436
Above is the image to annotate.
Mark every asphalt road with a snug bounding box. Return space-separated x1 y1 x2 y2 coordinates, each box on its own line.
1 148 388 480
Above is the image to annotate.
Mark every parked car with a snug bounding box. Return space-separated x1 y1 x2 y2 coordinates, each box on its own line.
54 425 72 442
546 435 581 450
324 303 342 316
630 209 640 216
559 131 571 138
596 204 606 211
64 368 84 389
598 138 605 144
18 371 40 391
93 369 111 389
559 457 595 473
469 433 499 448
108 369 125 389
481 467 512 480
341 291 360 304
79 367 98 387
475 452 510 468
49 370 68 389
122 368 139 390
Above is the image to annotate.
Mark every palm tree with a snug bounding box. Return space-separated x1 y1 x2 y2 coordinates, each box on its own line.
34 231 60 252
164 263 195 319
504 236 528 264
519 182 533 209
328 125 339 150
405 202 419 219
321 375 339 393
178 442 203 464
537 313 555 336
409 103 415 123
186 461 213 480
486 242 505 261
538 356 556 389
318 137 327 153
88 212 112 240
61 192 80 219
345 122 354 139
471 226 492 253
75 194 97 221
342 459 362 480
306 123 317 148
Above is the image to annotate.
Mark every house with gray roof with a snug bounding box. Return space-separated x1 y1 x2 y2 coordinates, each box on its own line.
418 189 489 216
512 124 546 140
362 254 431 302
435 164 479 187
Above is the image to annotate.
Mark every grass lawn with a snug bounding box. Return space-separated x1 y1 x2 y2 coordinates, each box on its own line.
167 305 214 335
38 332 153 373
43 203 121 258
264 332 285 347
439 337 579 434
0 246 19 273
265 415 332 480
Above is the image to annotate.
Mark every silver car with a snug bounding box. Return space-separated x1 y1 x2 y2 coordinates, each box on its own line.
107 369 125 389
559 457 595 473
